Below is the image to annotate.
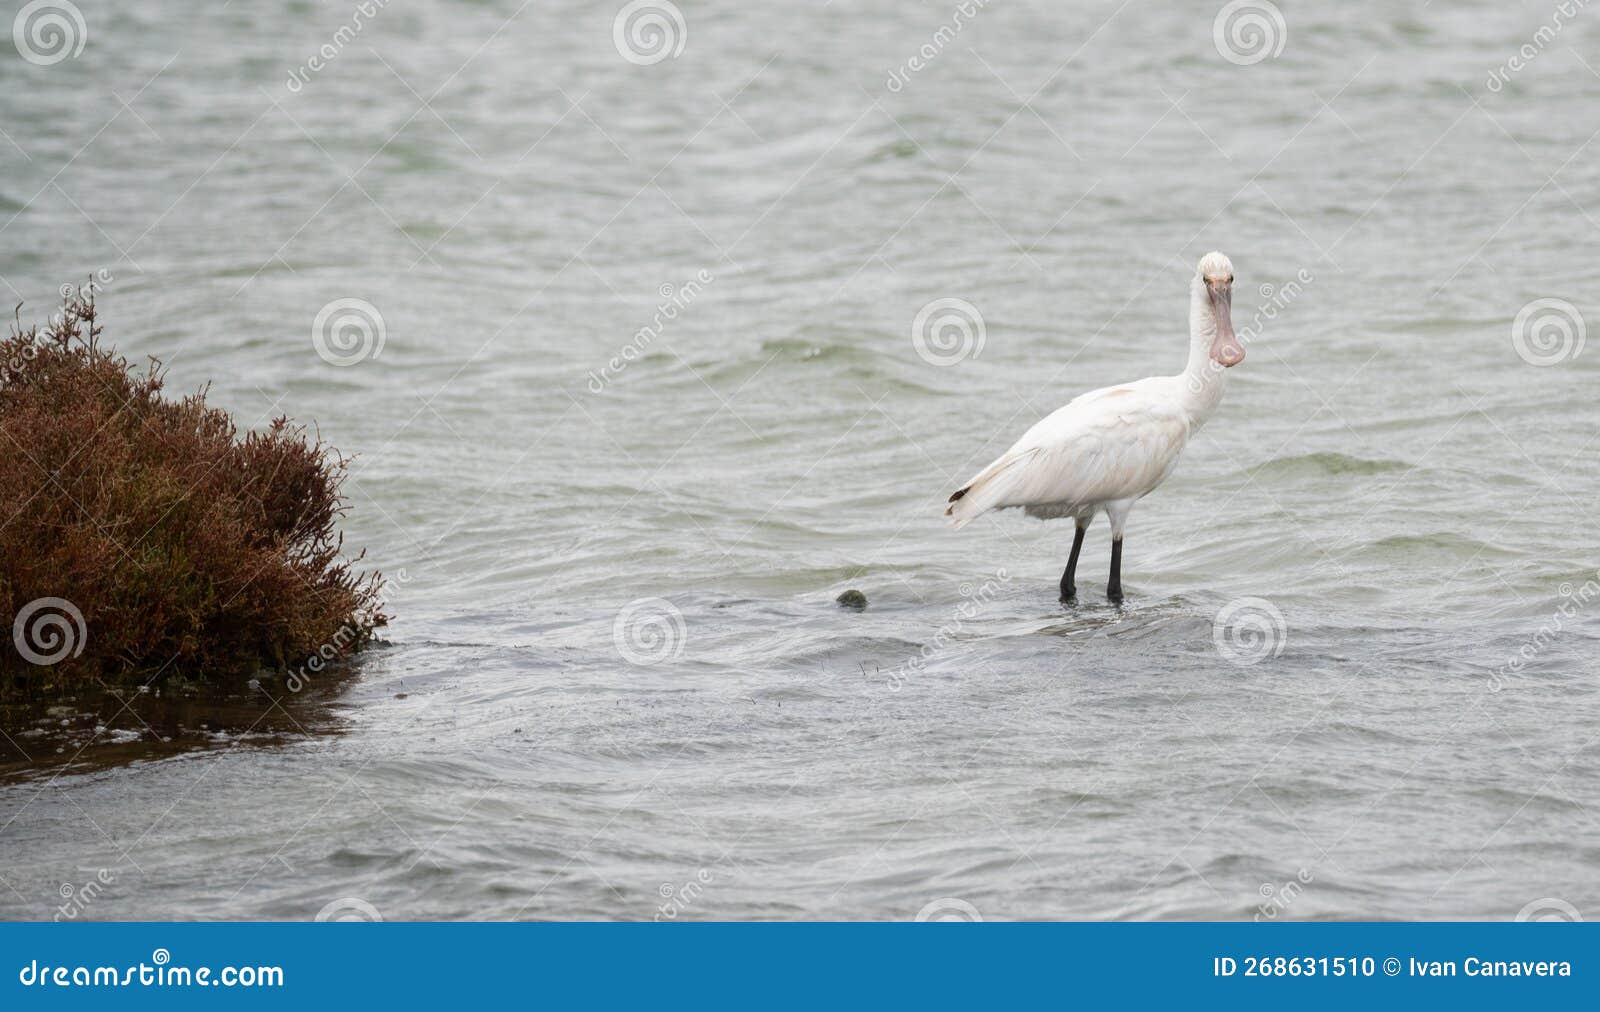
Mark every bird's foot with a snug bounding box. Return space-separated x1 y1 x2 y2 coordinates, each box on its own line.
1059 581 1076 603
1106 584 1123 605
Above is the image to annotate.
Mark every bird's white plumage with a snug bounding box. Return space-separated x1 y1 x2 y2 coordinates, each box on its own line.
945 252 1241 537
946 376 1192 529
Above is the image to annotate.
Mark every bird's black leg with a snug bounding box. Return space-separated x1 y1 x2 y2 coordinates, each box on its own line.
1107 536 1124 603
1060 522 1087 601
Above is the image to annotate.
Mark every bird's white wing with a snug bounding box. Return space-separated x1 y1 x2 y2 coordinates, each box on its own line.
945 381 1190 528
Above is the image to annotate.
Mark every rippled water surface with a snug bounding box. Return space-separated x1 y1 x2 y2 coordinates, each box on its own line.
3 1 1599 920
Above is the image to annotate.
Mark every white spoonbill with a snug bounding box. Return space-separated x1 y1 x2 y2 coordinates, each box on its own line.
945 251 1246 601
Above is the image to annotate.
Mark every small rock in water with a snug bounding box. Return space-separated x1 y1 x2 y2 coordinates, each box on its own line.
836 589 868 610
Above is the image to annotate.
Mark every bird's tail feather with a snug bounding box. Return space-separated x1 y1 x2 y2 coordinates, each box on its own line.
944 448 1037 529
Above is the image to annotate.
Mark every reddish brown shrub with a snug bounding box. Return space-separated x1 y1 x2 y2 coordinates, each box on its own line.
0 286 384 697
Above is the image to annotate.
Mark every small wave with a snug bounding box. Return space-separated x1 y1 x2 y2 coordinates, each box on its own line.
755 334 880 366
1246 451 1412 479
864 138 921 163
1352 531 1519 560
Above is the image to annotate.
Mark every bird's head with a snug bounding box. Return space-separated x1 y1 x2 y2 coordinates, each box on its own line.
1196 251 1244 368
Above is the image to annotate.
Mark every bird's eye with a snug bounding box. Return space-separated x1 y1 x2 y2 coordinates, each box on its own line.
1226 275 1234 283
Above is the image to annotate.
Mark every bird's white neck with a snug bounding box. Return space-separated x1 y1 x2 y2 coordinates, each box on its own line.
1178 275 1228 419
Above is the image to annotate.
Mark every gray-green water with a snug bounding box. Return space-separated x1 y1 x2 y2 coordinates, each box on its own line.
2 1 1598 920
